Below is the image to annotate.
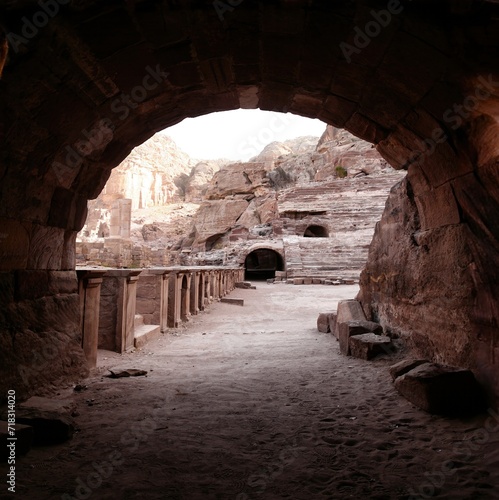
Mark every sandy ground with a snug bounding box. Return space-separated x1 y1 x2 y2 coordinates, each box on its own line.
2 284 499 500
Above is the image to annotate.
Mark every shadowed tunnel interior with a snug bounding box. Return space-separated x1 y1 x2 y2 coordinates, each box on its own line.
244 248 285 281
1 0 499 408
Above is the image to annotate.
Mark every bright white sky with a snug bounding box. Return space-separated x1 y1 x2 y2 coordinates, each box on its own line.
159 109 326 162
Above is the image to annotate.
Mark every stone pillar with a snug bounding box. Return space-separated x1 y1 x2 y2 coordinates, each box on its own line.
145 269 170 333
206 272 212 303
160 272 170 333
100 269 141 353
77 269 107 368
198 272 206 312
109 199 132 238
190 271 199 316
180 272 192 322
168 272 180 328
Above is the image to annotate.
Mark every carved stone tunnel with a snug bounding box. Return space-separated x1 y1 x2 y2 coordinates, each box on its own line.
244 248 285 281
1 1 499 404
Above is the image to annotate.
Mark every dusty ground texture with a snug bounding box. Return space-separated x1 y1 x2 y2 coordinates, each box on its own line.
2 284 499 500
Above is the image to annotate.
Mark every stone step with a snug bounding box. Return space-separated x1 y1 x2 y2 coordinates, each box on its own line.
134 314 144 329
134 324 161 349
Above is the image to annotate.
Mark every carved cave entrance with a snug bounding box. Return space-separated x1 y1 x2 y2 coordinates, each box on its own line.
304 225 329 238
244 249 284 281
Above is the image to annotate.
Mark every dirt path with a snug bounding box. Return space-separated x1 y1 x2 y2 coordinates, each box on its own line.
3 284 499 500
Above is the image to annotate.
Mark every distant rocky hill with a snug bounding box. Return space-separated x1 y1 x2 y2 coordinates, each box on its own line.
77 124 403 280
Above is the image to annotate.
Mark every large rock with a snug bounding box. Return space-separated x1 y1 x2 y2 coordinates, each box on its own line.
393 362 486 416
358 176 477 369
389 359 429 381
205 162 271 200
338 320 383 355
13 397 77 445
1 421 34 460
335 300 368 339
349 333 393 360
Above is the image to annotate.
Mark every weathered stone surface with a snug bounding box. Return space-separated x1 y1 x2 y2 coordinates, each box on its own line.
328 313 338 337
317 313 333 333
389 359 429 381
338 320 382 356
393 363 486 416
14 397 76 445
349 333 393 360
335 300 367 339
358 177 477 370
221 298 244 306
0 421 33 459
235 281 255 289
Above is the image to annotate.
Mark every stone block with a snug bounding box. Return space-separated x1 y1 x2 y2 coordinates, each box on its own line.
328 313 338 336
48 271 78 295
275 271 286 279
317 313 333 333
14 397 76 445
235 281 253 289
221 298 244 306
293 278 304 285
338 320 381 355
0 217 30 270
349 333 393 360
312 279 322 284
389 359 429 381
335 300 367 338
0 421 33 460
15 270 49 300
303 278 313 285
393 363 486 416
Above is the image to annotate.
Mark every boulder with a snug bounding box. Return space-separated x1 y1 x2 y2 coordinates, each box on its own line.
389 359 429 381
338 320 383 355
349 333 393 360
13 402 76 445
393 363 486 416
1 421 34 460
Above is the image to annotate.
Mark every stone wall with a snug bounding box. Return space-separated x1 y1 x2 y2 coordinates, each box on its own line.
136 274 162 326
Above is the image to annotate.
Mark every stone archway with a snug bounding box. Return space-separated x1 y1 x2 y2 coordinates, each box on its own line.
1 1 499 402
244 249 284 281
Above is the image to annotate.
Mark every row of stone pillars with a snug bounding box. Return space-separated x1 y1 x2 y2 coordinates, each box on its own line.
77 266 244 368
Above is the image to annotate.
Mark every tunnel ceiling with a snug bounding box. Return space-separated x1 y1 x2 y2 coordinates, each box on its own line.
1 0 499 232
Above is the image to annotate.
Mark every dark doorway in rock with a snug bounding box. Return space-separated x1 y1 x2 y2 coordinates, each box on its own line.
245 249 284 281
304 225 329 238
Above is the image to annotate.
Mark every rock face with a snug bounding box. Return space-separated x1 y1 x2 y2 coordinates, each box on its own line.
358 177 477 369
181 128 402 280
79 135 195 240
